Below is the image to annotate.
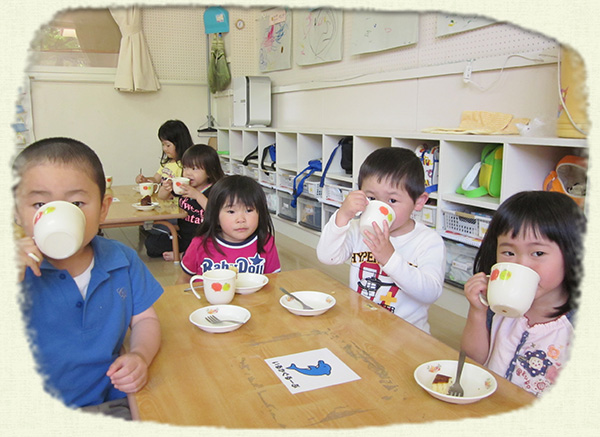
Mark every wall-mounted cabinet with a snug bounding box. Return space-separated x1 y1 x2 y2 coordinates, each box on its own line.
217 127 587 250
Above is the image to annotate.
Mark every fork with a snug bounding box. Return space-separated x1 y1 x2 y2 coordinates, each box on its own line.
205 315 244 325
448 349 466 397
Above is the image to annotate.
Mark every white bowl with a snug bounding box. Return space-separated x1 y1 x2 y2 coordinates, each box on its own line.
279 291 336 316
235 273 269 294
414 359 497 404
132 202 159 211
189 305 251 333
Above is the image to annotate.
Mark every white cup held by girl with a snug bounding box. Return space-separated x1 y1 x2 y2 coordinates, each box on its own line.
479 262 540 318
172 177 190 195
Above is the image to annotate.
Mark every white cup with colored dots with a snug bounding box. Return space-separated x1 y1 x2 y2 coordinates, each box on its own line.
479 262 540 318
189 269 237 304
359 200 396 236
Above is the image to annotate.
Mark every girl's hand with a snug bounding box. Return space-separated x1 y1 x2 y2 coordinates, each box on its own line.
162 178 173 193
362 220 394 265
17 237 43 281
106 352 149 394
463 272 490 312
336 190 369 227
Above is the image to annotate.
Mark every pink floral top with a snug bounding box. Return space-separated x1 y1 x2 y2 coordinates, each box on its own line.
485 311 574 396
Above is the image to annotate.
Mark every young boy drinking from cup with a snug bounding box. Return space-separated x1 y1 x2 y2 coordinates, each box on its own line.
13 137 163 419
316 147 445 333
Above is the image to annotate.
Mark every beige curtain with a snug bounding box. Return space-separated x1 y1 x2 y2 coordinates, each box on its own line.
110 7 160 92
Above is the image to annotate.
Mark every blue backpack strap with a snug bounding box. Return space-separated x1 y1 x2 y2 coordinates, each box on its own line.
320 142 341 187
292 160 322 208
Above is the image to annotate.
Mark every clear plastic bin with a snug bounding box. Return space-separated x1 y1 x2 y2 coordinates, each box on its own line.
298 196 322 231
277 191 296 221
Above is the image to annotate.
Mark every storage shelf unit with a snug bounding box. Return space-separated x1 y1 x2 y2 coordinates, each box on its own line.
217 127 587 249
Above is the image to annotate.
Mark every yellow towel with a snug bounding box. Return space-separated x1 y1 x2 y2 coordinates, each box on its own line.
423 111 530 135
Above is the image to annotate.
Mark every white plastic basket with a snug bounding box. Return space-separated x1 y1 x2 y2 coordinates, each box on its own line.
442 209 492 239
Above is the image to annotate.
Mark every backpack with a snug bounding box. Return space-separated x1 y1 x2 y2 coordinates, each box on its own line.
456 145 503 198
261 144 276 174
291 159 322 208
543 155 587 208
415 144 439 193
320 137 352 187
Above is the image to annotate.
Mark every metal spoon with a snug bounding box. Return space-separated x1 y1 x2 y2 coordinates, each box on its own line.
279 287 314 310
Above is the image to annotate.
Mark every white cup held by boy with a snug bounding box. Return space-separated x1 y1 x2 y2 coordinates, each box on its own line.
189 269 237 304
359 200 396 236
33 200 86 260
138 182 159 196
172 177 190 195
479 262 540 318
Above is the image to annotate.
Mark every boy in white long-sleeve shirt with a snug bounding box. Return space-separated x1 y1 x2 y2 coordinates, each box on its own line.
317 147 445 333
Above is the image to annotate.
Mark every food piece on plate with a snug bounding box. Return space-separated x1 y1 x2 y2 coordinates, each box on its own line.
228 265 239 275
140 195 152 206
431 373 453 394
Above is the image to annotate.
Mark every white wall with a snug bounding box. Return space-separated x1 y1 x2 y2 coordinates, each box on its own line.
30 80 206 185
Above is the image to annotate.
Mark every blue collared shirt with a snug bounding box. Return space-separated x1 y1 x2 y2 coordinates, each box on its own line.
21 236 163 407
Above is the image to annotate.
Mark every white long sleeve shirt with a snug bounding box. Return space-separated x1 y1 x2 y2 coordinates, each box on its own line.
317 211 446 332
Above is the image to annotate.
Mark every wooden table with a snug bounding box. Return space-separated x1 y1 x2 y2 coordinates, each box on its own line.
102 185 187 262
130 268 535 428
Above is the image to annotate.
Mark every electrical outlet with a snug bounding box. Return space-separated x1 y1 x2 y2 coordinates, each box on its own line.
463 62 472 83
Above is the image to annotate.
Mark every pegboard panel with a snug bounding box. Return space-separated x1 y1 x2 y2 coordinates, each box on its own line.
417 14 558 67
257 10 559 88
138 7 559 86
142 7 206 82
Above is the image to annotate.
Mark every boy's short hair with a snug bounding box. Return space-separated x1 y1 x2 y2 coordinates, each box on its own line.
358 147 425 202
12 137 107 199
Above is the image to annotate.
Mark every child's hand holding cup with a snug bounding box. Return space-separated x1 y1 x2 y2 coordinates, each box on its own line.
189 269 237 305
33 201 86 260
479 262 540 318
359 200 396 236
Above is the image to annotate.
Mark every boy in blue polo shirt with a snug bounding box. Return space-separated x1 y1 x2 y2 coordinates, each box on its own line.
13 137 163 419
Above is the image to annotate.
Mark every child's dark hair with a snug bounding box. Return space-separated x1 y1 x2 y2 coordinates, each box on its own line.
12 137 106 199
197 175 275 255
157 120 194 166
475 191 586 317
358 147 425 202
181 144 225 185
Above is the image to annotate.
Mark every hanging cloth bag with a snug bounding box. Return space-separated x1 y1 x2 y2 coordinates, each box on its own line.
208 34 231 93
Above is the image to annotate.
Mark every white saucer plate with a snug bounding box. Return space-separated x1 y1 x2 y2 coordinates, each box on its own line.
189 305 251 333
413 360 497 404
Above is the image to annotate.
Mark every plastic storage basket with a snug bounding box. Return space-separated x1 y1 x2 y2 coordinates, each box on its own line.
442 209 492 240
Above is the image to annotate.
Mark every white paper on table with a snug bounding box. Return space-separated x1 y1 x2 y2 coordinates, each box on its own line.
112 197 120 202
265 348 361 394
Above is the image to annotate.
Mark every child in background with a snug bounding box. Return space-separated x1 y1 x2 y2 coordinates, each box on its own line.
316 147 445 333
14 137 163 419
177 175 281 283
135 119 194 191
147 144 225 261
461 191 585 396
